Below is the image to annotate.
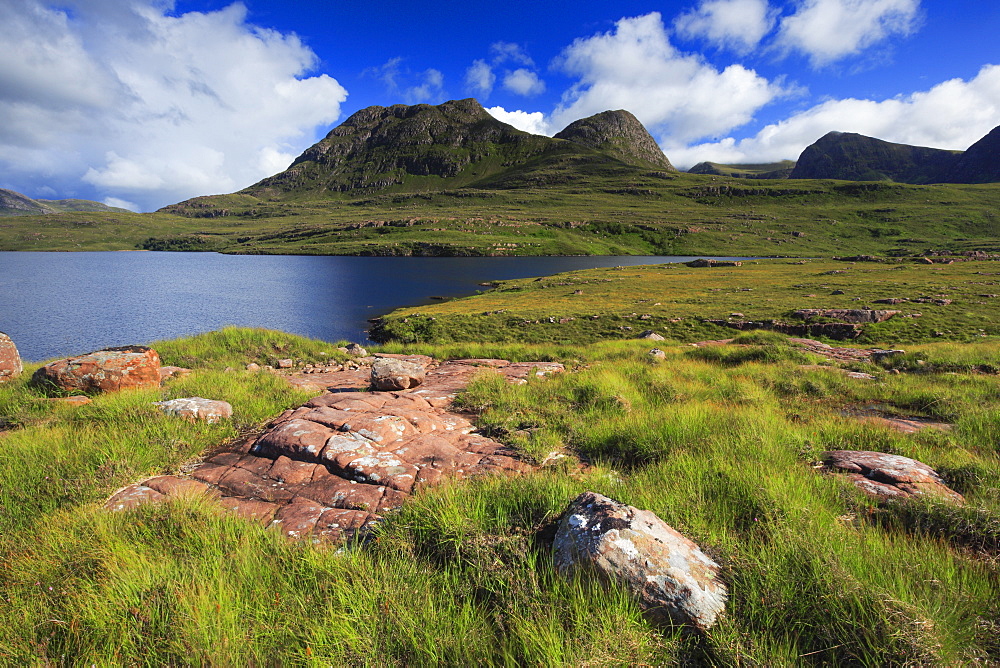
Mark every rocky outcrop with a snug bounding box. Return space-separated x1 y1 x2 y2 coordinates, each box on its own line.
106 357 564 542
0 332 22 382
32 346 162 393
822 450 963 504
554 492 727 630
792 308 900 324
370 357 425 390
554 110 675 171
154 397 233 423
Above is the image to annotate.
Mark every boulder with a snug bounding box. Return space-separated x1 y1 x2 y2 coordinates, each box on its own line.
32 345 161 393
638 330 665 341
0 332 22 382
345 343 368 357
822 450 964 503
277 358 294 369
153 397 233 423
648 348 667 360
553 491 727 630
371 357 426 391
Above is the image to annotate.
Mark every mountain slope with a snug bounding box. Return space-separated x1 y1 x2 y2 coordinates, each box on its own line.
553 110 675 171
790 132 960 183
687 161 795 179
946 125 1000 184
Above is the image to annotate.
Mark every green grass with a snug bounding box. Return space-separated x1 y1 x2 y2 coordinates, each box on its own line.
2 327 1000 664
1 172 999 257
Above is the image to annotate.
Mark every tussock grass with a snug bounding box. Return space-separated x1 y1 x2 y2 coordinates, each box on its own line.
2 327 1000 664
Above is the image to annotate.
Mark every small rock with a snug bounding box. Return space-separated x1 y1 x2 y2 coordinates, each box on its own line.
346 343 368 357
44 395 92 406
729 312 744 318
871 349 906 363
553 492 727 630
277 359 294 369
246 363 261 372
648 348 666 360
831 289 845 295
0 332 22 382
153 397 233 424
371 357 426 391
159 366 192 381
821 450 963 504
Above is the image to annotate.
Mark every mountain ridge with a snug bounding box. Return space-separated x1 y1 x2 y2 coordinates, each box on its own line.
0 188 128 217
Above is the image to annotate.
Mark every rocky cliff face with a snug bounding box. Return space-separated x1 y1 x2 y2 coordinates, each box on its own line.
554 110 675 171
789 132 960 184
945 124 1000 184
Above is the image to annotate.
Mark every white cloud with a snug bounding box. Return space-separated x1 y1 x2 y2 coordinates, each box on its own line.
668 64 1000 168
465 59 496 98
489 42 535 67
0 0 347 211
369 58 446 105
503 69 546 96
102 196 139 212
550 13 786 144
674 0 777 53
777 0 921 66
485 107 554 136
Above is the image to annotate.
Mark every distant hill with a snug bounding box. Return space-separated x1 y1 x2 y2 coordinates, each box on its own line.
687 161 795 179
553 110 675 171
789 132 960 183
0 188 127 217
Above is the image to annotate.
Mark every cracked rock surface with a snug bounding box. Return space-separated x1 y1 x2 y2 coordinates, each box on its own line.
822 450 964 503
106 357 563 543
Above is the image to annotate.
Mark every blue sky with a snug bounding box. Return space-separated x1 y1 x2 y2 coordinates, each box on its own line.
2 0 998 211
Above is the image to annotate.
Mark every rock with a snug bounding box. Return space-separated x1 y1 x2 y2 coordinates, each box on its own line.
792 308 900 324
346 343 368 357
0 332 22 382
371 357 426 391
729 313 745 318
638 330 665 341
648 348 666 360
277 358 294 369
831 289 845 295
246 362 261 372
821 450 964 504
153 397 233 423
159 366 192 381
871 349 906 363
553 492 727 631
32 346 161 393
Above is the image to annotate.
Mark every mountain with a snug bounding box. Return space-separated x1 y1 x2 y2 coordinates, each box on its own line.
789 132 960 183
233 99 674 201
0 188 127 217
946 125 1000 184
687 161 795 179
553 110 675 171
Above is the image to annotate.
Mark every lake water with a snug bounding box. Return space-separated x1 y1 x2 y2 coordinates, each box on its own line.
0 252 749 361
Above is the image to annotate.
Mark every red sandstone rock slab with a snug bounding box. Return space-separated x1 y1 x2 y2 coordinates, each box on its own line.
822 450 963 503
34 346 162 394
0 332 23 382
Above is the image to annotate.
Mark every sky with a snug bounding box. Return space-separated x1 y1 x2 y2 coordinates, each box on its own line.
2 0 999 212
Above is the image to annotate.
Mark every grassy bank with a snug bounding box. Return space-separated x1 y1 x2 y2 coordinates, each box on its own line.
373 257 1000 345
1 326 999 664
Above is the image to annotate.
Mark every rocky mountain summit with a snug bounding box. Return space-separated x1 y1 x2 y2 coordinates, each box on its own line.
554 110 675 171
233 99 675 200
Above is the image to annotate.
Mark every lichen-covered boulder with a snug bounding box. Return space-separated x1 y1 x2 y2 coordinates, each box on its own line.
371 357 426 391
0 332 22 382
32 345 161 393
553 491 727 630
154 397 233 423
822 450 964 503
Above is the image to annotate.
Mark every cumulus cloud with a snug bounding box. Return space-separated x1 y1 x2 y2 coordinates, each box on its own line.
503 69 546 96
485 106 554 136
550 12 786 143
490 42 535 67
673 0 777 53
668 64 1000 168
777 0 921 66
0 0 347 211
465 59 496 97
